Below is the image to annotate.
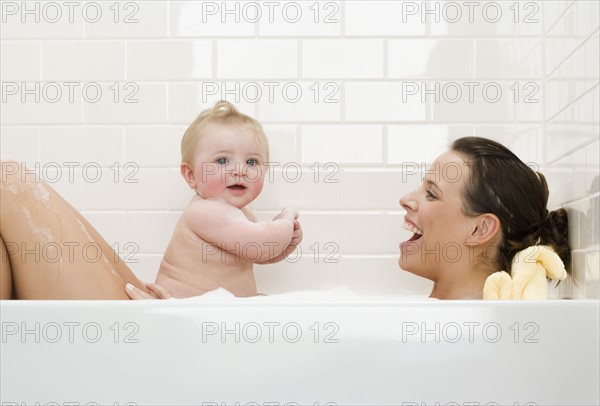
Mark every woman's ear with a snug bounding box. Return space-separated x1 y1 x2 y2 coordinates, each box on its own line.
180 162 196 189
465 214 500 246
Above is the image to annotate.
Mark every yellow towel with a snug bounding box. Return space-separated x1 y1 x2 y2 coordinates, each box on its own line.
484 245 567 300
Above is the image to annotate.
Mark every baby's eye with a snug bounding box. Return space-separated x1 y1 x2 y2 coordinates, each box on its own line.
246 159 258 166
216 157 228 165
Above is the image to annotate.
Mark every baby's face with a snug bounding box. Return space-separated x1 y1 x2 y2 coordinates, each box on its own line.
187 123 268 208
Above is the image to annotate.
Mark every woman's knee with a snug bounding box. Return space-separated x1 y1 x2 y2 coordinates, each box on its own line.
1 160 28 186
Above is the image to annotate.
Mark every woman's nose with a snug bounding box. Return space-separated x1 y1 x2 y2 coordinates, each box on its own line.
399 191 417 212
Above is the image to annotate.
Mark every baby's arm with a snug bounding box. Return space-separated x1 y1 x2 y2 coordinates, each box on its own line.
256 217 303 264
187 199 296 263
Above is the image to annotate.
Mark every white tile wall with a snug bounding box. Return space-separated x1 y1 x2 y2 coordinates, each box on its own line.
1 0 598 298
543 1 599 299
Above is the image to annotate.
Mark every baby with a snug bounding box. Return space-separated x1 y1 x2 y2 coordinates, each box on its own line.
126 101 302 299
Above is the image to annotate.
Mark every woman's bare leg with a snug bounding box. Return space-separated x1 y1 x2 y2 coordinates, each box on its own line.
1 234 14 299
0 161 150 299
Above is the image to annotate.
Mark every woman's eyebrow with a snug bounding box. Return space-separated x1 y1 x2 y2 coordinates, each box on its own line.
425 179 443 196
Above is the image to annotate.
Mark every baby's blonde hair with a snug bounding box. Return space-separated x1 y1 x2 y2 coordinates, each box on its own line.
181 100 269 164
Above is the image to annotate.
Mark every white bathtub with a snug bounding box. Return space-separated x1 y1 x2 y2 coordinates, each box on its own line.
1 296 598 406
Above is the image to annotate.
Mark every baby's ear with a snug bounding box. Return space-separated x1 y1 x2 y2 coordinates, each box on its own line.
464 213 500 246
180 162 196 189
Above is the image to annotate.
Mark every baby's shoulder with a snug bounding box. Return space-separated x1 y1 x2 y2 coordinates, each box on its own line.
183 197 240 220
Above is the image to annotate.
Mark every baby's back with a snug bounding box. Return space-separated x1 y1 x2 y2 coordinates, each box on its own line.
155 199 258 297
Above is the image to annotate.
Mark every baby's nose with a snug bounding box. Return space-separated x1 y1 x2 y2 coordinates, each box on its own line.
231 162 247 176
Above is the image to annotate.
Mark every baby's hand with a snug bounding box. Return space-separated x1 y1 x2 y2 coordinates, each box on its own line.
273 208 298 224
289 218 303 247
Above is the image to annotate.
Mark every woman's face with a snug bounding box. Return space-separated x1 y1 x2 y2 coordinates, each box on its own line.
398 150 475 280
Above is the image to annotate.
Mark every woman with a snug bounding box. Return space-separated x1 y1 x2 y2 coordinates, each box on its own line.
0 137 570 300
398 137 570 299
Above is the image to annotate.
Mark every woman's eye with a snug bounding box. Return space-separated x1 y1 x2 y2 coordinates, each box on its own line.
216 157 228 165
426 190 437 200
246 159 257 166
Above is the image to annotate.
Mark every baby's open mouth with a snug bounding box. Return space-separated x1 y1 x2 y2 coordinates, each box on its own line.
227 184 247 191
402 221 423 242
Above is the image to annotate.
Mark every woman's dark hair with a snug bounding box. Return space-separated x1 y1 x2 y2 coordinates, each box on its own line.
451 136 571 274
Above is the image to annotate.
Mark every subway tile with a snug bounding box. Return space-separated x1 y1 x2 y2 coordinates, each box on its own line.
344 1 425 36
388 39 474 79
258 1 341 36
475 39 543 78
262 125 297 164
560 1 579 36
80 211 128 249
254 256 341 294
295 212 385 255
578 85 599 123
169 0 255 37
84 1 168 38
585 249 600 299
515 2 545 36
571 250 586 298
1 41 41 81
340 256 432 296
545 156 572 209
167 168 196 210
168 83 257 125
591 1 600 37
580 195 600 249
40 166 85 210
585 139 600 195
544 124 596 163
565 204 581 250
0 127 39 166
124 125 184 167
558 268 573 298
0 1 84 39
546 1 575 37
127 40 212 80
544 1 573 33
345 82 426 122
387 126 466 165
42 41 125 81
429 1 543 36
83 83 167 124
341 169 420 211
431 81 543 123
585 35 599 85
303 39 383 79
548 149 586 207
40 126 123 167
128 254 162 283
83 168 171 210
572 41 587 80
217 40 297 79
256 82 341 122
251 168 342 211
301 125 382 164
0 82 83 124
126 212 180 254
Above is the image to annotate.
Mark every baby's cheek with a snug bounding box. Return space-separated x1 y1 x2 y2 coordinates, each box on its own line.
246 165 266 184
202 173 226 197
247 174 265 197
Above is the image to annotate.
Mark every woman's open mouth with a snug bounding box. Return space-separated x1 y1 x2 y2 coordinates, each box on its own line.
402 220 423 242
